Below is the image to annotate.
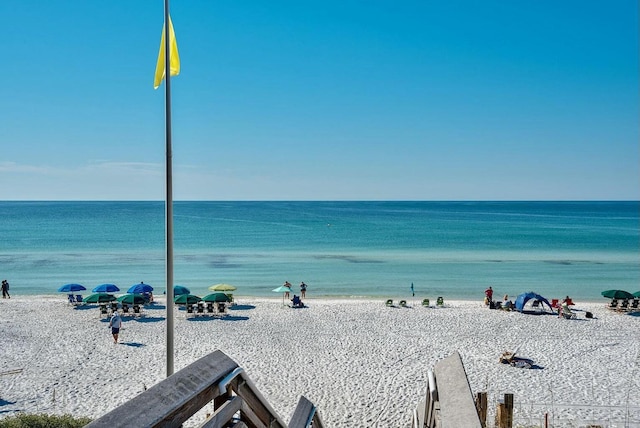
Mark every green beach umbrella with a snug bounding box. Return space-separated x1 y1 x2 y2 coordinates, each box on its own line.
117 294 146 305
601 290 633 300
202 293 231 303
633 291 640 298
84 293 117 304
174 294 201 305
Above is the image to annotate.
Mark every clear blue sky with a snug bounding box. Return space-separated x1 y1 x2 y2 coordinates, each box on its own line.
1 0 638 200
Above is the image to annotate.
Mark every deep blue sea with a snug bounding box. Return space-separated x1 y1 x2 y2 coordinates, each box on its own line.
0 201 638 302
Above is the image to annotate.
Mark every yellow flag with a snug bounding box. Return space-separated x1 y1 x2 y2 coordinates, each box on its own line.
154 16 180 89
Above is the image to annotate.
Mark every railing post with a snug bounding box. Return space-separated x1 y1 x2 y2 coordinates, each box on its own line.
496 393 513 428
475 392 487 427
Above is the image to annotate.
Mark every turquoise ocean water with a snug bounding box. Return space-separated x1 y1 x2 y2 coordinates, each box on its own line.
0 201 638 302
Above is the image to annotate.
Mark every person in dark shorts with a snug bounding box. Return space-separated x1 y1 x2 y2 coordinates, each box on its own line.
300 282 307 299
109 311 122 343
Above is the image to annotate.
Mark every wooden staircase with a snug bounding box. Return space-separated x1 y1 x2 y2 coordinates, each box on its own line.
85 350 323 428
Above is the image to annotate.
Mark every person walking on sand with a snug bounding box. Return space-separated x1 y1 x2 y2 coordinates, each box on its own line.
300 282 307 299
109 310 122 343
1 280 10 299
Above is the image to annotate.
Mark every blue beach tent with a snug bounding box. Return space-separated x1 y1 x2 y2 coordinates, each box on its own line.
514 292 553 313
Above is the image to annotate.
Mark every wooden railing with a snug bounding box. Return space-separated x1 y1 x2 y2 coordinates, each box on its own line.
85 350 323 428
413 351 482 428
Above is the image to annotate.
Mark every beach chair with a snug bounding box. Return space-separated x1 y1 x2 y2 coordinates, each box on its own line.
436 297 444 307
186 305 194 317
196 302 205 316
99 305 108 317
618 299 630 312
216 302 227 315
531 300 543 313
560 304 576 319
227 293 234 306
630 299 639 312
133 305 142 317
422 298 430 307
609 299 618 310
206 303 215 314
122 304 130 315
110 302 118 313
499 350 516 365
551 299 559 308
385 299 394 307
399 300 407 308
75 295 83 305
68 294 76 304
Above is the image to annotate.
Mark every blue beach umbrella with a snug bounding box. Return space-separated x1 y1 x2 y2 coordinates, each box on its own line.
173 285 190 296
57 283 86 293
93 283 120 293
127 283 154 294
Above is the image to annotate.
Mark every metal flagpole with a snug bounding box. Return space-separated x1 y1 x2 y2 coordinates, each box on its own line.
164 0 175 377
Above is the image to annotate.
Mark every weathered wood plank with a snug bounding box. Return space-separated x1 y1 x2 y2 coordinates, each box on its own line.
86 350 238 428
433 351 482 428
199 395 242 428
288 395 315 428
234 378 287 428
240 399 270 428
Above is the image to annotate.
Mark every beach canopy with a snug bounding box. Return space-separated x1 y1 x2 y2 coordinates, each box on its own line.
173 285 191 296
514 292 553 313
174 294 201 305
202 293 231 303
117 294 146 305
84 293 117 304
92 283 120 293
127 283 153 294
601 289 633 300
209 283 237 292
57 283 86 293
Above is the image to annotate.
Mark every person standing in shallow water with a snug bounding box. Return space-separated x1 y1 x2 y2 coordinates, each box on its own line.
484 286 493 304
283 281 292 299
300 282 307 299
1 280 9 298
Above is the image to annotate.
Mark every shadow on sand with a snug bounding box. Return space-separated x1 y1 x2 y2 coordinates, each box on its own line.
119 342 145 348
186 315 250 322
129 316 165 323
229 304 256 311
0 399 16 407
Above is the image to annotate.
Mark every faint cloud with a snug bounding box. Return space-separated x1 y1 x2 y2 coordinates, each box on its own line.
84 161 163 176
0 161 54 174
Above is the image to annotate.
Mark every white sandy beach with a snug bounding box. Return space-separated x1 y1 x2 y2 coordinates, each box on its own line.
1 296 639 427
